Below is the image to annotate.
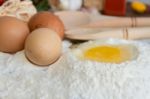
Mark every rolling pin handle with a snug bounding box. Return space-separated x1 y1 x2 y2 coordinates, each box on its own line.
130 17 137 27
123 28 129 39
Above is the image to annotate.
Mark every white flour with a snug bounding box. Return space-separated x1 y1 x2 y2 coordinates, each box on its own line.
0 40 150 99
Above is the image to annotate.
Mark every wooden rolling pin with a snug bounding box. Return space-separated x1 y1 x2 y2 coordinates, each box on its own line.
66 27 150 40
83 17 150 28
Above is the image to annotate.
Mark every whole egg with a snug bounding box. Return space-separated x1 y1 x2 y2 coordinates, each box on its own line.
0 16 29 53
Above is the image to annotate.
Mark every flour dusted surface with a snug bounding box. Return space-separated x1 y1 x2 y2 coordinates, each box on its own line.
0 40 150 99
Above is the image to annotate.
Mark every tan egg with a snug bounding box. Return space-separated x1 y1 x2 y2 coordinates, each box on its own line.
28 11 65 39
0 16 29 53
25 28 62 66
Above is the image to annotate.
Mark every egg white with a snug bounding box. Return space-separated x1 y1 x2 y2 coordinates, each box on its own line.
71 39 139 63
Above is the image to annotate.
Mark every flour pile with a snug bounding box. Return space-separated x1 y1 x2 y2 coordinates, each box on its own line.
0 40 150 99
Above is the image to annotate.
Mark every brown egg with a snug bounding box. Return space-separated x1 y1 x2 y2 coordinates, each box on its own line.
25 28 62 66
0 16 29 53
28 11 65 39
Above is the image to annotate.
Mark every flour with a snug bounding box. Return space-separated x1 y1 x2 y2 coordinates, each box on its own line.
0 40 150 99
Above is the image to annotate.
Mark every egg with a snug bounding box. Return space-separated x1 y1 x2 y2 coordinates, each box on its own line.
72 39 138 64
25 28 62 66
131 1 147 13
0 16 29 53
28 11 65 39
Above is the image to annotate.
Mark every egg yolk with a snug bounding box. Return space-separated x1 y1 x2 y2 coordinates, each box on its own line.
84 46 130 63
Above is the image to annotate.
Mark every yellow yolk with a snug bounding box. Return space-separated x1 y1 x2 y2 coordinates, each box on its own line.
84 46 131 63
